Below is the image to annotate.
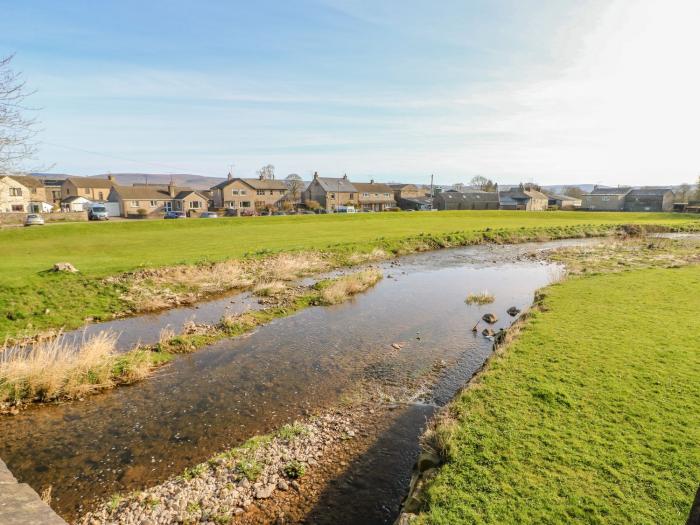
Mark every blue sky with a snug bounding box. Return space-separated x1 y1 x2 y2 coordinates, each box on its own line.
2 0 699 185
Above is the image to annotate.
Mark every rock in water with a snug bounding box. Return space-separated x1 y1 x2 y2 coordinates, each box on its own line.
507 306 521 317
482 328 495 337
52 262 79 273
482 313 498 324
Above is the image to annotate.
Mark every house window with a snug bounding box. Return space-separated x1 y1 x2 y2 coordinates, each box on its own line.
131 200 139 207
257 189 265 196
150 200 158 207
269 190 274 195
383 193 390 197
9 187 22 196
164 202 172 211
330 193 336 199
84 188 90 195
231 189 239 195
241 201 251 208
602 196 610 202
363 193 369 197
349 193 354 199
225 201 236 208
98 192 104 200
189 201 201 209
31 187 37 194
11 204 24 212
66 188 70 195
240 190 247 195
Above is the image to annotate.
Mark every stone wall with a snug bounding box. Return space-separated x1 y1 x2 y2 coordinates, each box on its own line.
0 458 66 524
0 211 88 226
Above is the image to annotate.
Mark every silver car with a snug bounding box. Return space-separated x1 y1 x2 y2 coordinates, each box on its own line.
24 214 45 226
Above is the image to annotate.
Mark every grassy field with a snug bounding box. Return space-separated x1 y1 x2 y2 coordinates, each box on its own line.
416 266 700 524
0 210 697 339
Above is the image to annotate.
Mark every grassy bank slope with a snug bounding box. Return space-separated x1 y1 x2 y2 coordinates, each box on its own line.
1 211 694 285
418 266 700 524
0 211 696 339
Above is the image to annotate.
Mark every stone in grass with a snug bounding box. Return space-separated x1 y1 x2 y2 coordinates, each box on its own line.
52 262 79 273
482 313 498 324
507 306 521 317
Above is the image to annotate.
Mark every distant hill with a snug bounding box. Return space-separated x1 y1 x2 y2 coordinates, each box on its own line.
31 172 225 190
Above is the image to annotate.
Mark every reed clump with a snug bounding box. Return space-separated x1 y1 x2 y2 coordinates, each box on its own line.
317 268 383 305
0 332 158 407
465 291 495 305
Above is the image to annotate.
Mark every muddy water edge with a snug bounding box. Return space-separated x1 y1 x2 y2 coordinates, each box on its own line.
0 239 599 523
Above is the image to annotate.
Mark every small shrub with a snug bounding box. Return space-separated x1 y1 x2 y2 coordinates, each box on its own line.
182 463 208 480
283 460 306 479
237 459 263 481
277 421 309 440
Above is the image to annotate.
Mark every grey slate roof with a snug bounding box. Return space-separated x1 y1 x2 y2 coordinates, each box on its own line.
627 187 673 197
588 186 632 195
315 177 357 192
211 177 288 191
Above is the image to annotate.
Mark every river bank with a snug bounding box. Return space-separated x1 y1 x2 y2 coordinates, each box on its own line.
398 235 700 524
4 217 698 341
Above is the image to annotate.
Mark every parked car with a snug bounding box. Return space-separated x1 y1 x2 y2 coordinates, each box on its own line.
88 205 109 221
164 211 187 219
272 211 287 216
199 211 218 218
336 206 356 213
224 208 239 217
24 214 45 226
239 209 256 217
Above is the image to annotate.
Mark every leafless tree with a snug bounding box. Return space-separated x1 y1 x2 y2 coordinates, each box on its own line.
1 55 38 173
676 183 691 203
469 175 496 191
257 164 275 180
285 173 304 204
563 186 585 199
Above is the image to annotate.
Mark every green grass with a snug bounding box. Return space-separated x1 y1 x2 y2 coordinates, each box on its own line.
1 211 697 339
416 266 700 524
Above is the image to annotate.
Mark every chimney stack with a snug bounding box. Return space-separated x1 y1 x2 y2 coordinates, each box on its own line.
313 171 319 180
342 173 348 180
107 174 114 182
168 180 176 198
227 171 233 181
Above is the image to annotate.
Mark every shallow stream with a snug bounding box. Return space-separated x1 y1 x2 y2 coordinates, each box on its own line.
0 238 599 522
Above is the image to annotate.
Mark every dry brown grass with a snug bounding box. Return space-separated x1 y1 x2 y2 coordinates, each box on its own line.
347 248 388 265
253 280 287 297
318 268 383 305
0 332 120 404
262 252 329 281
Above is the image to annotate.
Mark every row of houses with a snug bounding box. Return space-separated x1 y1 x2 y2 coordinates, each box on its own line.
0 172 690 217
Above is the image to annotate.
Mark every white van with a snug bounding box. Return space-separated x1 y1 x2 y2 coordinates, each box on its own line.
336 206 356 213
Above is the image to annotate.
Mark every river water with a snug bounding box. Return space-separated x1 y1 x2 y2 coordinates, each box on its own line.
0 238 598 523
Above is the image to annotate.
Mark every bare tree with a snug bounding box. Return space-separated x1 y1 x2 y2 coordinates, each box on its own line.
563 186 585 199
469 175 496 191
284 173 303 204
1 55 38 173
257 164 275 180
676 183 691 203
